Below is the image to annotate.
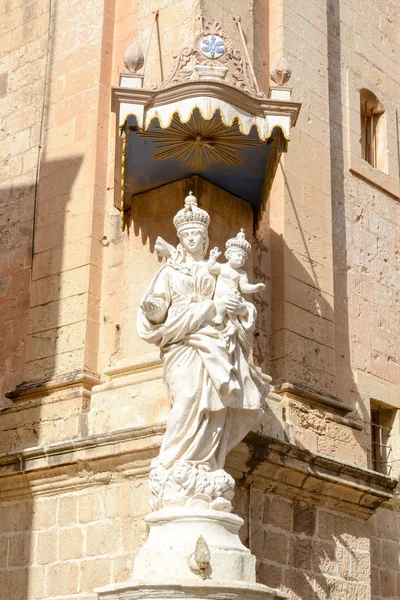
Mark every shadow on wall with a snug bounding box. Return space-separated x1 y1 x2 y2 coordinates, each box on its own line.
0 155 83 419
232 485 371 600
0 180 35 405
228 0 374 595
0 156 84 600
127 175 255 255
226 228 370 598
0 0 86 597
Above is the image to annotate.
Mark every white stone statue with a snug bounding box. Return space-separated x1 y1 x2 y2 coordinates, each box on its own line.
207 229 265 326
137 192 268 512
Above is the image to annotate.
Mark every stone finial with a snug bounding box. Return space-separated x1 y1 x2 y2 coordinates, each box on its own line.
270 56 292 86
123 39 144 73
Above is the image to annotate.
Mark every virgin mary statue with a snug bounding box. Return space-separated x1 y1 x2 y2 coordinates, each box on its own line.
137 193 268 482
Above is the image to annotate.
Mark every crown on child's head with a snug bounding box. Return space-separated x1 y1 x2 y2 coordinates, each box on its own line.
173 192 210 235
226 229 251 257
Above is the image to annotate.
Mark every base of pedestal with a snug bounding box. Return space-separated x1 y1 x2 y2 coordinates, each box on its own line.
132 507 255 583
96 580 289 600
96 508 288 600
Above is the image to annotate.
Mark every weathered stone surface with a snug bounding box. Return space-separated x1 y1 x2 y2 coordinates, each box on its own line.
0 0 399 599
293 502 316 536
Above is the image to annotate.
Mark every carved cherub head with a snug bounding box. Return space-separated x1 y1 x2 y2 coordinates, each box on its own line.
213 471 235 500
170 460 193 485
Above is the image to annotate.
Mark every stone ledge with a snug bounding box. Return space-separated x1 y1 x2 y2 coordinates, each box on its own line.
273 382 353 415
96 580 288 600
0 426 396 516
226 432 397 518
0 424 164 500
3 371 101 405
103 352 162 379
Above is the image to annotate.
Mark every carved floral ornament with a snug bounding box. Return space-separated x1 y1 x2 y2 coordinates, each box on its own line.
158 20 264 98
115 20 299 146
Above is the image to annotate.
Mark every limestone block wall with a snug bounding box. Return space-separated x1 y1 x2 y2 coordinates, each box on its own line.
24 0 113 385
0 0 117 449
0 439 389 600
266 1 400 597
269 0 336 397
0 478 149 599
0 0 49 402
234 488 373 600
346 187 400 387
0 0 114 397
266 0 400 466
0 1 399 599
330 0 400 412
369 506 400 599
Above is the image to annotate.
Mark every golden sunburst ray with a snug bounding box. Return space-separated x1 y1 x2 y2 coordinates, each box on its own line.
139 111 261 169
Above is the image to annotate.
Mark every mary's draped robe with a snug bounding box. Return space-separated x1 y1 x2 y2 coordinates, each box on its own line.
137 258 268 471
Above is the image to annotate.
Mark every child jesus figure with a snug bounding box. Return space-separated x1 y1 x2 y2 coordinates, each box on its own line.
207 229 265 326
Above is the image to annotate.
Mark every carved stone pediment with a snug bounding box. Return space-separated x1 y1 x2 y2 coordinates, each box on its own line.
158 19 264 99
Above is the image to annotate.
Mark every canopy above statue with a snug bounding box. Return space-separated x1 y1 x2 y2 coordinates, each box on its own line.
111 19 300 225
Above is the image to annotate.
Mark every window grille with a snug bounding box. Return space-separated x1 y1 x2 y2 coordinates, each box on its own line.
360 90 384 169
371 407 393 476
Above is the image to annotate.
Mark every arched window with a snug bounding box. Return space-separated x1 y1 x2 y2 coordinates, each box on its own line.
360 89 385 169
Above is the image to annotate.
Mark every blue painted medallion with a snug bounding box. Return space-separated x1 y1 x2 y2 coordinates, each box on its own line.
201 35 225 59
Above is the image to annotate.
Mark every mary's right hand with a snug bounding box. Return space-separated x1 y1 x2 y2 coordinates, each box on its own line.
141 299 162 317
155 237 176 259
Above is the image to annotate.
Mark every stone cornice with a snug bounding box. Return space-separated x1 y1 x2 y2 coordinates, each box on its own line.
111 81 301 125
227 432 397 518
0 426 396 516
4 371 101 404
0 424 164 500
273 382 353 414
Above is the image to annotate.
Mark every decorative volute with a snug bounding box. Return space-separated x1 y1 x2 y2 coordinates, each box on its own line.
158 19 262 98
123 39 144 73
270 56 292 86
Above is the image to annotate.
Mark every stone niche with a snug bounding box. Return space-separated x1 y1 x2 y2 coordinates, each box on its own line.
90 175 260 438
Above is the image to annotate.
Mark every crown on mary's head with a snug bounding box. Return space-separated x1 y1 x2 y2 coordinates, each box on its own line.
173 192 210 234
226 229 251 257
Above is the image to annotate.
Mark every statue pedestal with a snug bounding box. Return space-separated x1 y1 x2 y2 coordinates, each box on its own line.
96 580 288 600
96 508 288 600
133 508 255 582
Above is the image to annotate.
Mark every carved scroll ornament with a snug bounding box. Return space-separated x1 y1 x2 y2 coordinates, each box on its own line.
158 19 266 98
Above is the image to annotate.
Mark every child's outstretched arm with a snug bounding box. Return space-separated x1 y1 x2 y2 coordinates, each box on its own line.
239 273 265 294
